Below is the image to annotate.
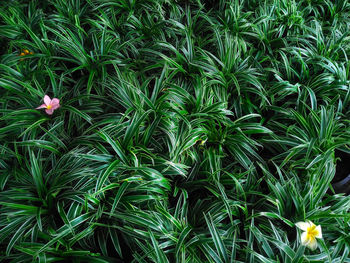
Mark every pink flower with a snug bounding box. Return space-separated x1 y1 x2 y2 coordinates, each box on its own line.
36 95 60 115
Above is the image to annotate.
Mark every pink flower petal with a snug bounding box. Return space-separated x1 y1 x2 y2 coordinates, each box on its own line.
44 95 51 105
36 104 47 109
50 98 60 110
51 104 60 110
45 108 54 115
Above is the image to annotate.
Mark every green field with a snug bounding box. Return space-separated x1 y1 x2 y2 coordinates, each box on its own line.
1 0 350 262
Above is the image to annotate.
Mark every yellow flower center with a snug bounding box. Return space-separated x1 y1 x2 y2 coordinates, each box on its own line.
46 105 52 109
306 225 319 240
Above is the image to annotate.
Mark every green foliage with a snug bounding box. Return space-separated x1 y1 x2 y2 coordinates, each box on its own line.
1 0 350 262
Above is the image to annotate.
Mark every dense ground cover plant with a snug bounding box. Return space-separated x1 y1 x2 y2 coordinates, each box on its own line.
1 0 350 262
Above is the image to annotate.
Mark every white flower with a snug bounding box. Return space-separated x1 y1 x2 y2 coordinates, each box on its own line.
295 220 322 250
